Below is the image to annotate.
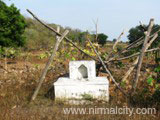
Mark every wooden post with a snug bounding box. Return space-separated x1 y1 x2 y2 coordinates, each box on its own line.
133 19 154 91
31 29 69 101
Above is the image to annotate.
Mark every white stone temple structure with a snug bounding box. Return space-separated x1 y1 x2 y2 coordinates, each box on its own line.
54 61 109 101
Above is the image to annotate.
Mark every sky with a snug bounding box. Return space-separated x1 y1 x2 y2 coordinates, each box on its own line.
5 0 160 41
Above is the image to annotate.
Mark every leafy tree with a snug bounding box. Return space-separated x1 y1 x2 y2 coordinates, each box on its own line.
0 0 26 47
97 33 108 46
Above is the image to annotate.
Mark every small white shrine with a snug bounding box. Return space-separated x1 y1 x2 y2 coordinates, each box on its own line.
54 61 109 101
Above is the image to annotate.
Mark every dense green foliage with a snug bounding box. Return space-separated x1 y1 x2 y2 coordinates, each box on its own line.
0 0 26 47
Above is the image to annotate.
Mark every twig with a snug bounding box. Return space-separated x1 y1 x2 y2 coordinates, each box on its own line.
27 9 98 62
133 19 154 91
87 36 128 97
31 30 69 101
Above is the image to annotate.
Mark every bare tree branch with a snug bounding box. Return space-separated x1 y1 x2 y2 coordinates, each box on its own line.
122 33 158 84
122 20 159 87
87 36 128 97
113 30 125 51
146 33 159 49
106 30 125 61
123 36 144 53
133 19 154 91
121 29 160 54
27 9 98 62
122 57 139 82
93 18 99 42
107 48 160 62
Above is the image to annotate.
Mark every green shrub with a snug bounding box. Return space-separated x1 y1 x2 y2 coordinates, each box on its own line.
0 0 26 48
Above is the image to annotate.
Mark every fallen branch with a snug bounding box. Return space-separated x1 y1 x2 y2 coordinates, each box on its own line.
87 36 128 97
31 29 69 101
27 9 98 62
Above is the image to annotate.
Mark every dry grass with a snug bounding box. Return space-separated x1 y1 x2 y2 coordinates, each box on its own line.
0 50 160 120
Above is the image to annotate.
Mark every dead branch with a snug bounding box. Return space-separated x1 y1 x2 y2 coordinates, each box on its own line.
122 20 159 86
133 19 154 91
139 21 144 26
113 30 125 51
87 36 128 97
106 30 125 61
122 57 139 82
146 33 159 49
107 48 160 62
27 9 98 62
93 19 99 42
31 29 69 101
56 26 61 40
122 32 158 84
124 36 144 53
105 29 160 64
121 29 160 54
